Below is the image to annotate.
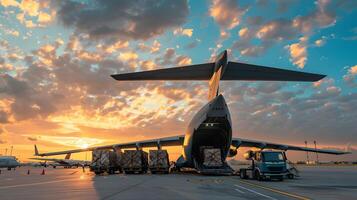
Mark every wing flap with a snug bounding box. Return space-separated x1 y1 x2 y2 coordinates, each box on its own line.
111 63 214 81
222 62 325 82
232 138 350 155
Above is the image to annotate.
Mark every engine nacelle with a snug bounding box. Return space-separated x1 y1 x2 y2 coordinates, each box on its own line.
243 150 255 160
227 148 237 157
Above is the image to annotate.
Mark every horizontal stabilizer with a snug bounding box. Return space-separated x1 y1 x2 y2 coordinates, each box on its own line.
222 62 325 82
111 63 214 81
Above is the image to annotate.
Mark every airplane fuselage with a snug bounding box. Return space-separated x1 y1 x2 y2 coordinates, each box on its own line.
0 156 20 169
180 94 232 168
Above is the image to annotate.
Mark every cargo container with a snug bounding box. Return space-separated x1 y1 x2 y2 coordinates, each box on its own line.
122 150 148 174
193 147 233 175
148 150 170 174
90 149 122 175
202 148 223 167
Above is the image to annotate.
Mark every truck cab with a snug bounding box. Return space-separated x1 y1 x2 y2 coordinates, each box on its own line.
239 150 288 181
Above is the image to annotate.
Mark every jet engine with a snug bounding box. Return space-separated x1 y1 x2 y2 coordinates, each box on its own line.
243 150 255 160
227 148 237 157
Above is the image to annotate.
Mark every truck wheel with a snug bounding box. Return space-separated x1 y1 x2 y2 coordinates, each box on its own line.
287 174 294 179
255 170 262 181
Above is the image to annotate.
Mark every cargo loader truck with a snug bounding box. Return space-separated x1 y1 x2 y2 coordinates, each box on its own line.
239 150 290 181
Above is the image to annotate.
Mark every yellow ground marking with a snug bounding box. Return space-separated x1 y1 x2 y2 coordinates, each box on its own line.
237 179 311 200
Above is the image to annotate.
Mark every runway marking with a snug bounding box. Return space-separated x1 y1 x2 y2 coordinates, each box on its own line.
238 180 311 200
0 178 80 189
234 188 245 194
235 184 277 200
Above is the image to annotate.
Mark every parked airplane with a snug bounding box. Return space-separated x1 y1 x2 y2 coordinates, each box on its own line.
35 50 349 174
0 156 21 170
30 145 90 168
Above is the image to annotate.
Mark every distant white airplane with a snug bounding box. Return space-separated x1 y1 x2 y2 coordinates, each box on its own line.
0 156 20 170
30 145 90 168
35 50 350 175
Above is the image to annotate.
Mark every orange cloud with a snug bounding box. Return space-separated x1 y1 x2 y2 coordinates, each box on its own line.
173 27 193 37
287 37 308 68
209 0 246 30
349 65 357 75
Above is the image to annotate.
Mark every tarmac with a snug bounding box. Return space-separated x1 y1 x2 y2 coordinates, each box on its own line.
0 165 356 200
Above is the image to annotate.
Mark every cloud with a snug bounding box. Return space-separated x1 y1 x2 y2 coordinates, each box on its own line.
209 0 247 30
315 38 326 47
231 0 339 65
56 0 189 40
343 65 357 87
223 81 357 146
137 40 161 53
349 65 357 75
1 0 55 27
0 0 19 7
286 37 308 68
173 28 193 37
155 48 192 66
27 136 37 141
184 39 201 49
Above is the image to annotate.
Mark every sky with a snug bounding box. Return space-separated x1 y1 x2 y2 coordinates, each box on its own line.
0 0 356 162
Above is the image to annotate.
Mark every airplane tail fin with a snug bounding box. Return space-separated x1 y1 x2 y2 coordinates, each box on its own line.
34 145 39 156
111 50 325 100
65 153 71 160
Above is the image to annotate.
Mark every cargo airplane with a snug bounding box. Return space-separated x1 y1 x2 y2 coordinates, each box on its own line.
30 145 90 168
35 50 349 174
0 156 21 170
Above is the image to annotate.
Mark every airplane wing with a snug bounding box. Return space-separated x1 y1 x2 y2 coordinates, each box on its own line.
111 63 214 80
222 62 325 82
231 138 350 155
35 135 185 156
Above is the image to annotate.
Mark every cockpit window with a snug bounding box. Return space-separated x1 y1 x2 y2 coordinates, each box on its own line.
262 152 284 162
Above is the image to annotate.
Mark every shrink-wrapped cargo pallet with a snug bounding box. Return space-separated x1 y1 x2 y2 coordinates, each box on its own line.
149 150 169 173
202 148 223 167
122 150 148 174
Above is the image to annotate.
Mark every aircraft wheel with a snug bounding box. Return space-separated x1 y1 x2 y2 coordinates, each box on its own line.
239 169 247 179
7 167 11 171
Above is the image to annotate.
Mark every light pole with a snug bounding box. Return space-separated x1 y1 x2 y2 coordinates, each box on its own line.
305 141 309 164
314 140 319 164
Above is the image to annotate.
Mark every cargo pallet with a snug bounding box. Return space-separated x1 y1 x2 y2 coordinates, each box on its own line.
123 167 147 174
149 167 169 174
